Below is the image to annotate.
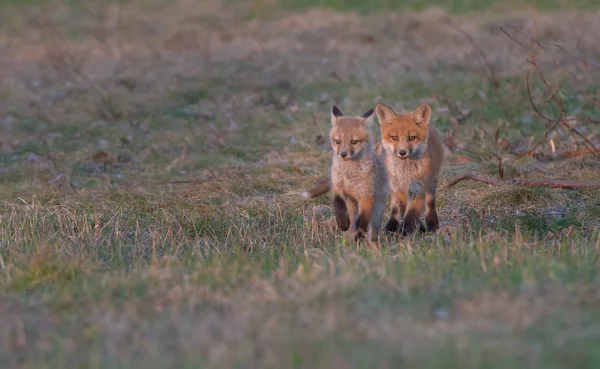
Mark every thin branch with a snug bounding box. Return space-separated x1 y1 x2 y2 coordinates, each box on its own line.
514 27 600 71
562 147 600 158
499 27 527 49
446 173 600 190
523 49 600 159
533 147 600 161
446 174 503 188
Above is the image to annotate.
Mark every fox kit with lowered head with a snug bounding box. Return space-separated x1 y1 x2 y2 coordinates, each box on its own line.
375 102 444 235
324 105 388 245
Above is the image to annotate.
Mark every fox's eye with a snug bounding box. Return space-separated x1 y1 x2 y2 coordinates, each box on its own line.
350 140 359 145
391 136 398 141
334 140 341 145
408 136 416 142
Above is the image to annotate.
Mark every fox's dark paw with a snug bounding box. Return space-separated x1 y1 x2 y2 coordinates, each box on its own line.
336 217 351 232
399 219 422 236
354 229 366 241
333 195 350 231
425 214 440 233
385 218 400 233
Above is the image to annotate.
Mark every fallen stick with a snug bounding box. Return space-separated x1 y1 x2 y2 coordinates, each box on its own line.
446 173 600 190
533 147 600 161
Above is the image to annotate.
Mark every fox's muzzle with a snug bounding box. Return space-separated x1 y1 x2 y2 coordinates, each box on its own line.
395 149 409 159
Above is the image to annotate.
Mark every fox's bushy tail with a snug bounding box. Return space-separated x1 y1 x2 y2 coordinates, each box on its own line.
300 175 331 199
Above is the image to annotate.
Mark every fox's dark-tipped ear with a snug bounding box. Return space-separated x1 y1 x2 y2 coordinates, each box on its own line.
412 103 432 126
362 108 375 128
331 105 343 126
361 108 374 119
332 105 343 117
375 103 395 124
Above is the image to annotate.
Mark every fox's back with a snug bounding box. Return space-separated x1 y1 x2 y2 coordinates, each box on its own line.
425 126 444 173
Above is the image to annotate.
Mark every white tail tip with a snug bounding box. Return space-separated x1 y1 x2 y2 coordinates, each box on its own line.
301 191 311 199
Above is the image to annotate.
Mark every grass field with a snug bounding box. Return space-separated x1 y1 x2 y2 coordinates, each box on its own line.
1 0 600 367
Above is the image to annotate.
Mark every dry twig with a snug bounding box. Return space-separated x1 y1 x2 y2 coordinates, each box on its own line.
446 173 600 190
531 147 600 161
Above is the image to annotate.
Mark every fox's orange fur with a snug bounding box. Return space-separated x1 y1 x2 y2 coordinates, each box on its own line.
325 105 388 245
376 102 444 235
301 102 444 237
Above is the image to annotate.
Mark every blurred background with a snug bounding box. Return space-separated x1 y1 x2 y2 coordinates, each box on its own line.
1 0 599 217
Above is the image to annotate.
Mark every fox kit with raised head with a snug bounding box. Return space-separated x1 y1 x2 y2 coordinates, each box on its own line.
325 106 388 245
375 102 444 235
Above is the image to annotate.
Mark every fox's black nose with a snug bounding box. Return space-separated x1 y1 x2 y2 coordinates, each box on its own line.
399 150 407 156
340 152 348 158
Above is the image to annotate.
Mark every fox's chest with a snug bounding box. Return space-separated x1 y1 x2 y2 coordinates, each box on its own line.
386 157 424 191
332 160 374 188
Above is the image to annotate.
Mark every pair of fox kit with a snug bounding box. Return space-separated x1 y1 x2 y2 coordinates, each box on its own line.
301 103 444 246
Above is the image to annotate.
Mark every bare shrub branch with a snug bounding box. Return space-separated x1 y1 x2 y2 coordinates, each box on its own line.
500 23 600 160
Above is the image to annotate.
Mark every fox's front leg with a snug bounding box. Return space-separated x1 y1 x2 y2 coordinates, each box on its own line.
385 192 407 233
344 197 359 241
332 192 350 231
354 197 374 241
399 181 425 236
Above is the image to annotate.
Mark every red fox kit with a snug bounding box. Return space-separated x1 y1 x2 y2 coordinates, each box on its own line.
324 106 388 245
301 102 444 237
376 102 444 235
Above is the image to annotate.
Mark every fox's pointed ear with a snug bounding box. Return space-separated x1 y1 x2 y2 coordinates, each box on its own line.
413 103 432 126
331 105 343 126
361 108 375 128
375 103 395 124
